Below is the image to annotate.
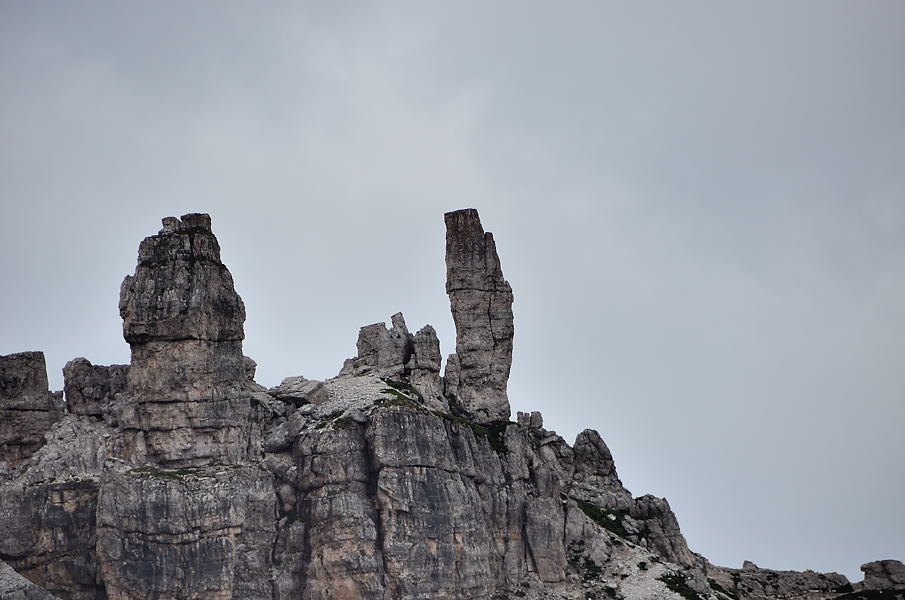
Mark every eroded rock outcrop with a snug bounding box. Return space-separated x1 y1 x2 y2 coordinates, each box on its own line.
339 312 445 410
0 352 64 467
860 560 905 590
0 478 101 599
0 209 899 600
706 561 850 600
94 214 277 600
96 464 275 600
62 359 128 419
443 208 514 423
117 213 254 467
565 428 634 511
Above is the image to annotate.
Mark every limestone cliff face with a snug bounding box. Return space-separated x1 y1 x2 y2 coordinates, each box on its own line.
0 210 899 600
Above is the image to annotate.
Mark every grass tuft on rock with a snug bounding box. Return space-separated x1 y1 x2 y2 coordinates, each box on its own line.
569 496 629 538
658 573 706 600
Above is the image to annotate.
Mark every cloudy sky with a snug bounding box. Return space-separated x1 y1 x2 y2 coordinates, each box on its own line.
2 1 903 581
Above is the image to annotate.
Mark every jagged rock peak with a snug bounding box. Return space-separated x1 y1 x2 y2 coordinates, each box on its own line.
340 312 441 378
443 208 514 423
339 313 446 410
4 209 902 600
116 214 254 467
119 213 245 344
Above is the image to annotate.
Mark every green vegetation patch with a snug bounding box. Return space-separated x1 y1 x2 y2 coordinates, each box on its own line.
279 508 300 526
659 573 706 600
707 578 740 600
314 408 347 429
581 557 603 582
477 419 510 454
569 496 629 538
431 411 510 454
566 541 603 584
380 378 424 402
376 379 431 413
375 396 426 412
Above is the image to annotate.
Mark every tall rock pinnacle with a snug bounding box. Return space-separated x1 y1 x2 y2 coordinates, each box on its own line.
117 213 253 466
443 208 514 422
3 209 897 600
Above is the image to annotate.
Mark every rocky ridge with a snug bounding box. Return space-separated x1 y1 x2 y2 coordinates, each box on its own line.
0 210 900 600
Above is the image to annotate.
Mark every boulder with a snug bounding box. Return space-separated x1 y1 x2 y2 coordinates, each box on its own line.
861 559 905 589
62 358 128 418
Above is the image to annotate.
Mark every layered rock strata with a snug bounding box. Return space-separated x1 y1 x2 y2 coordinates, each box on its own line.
0 560 62 600
0 209 900 600
116 213 253 467
0 351 64 467
0 478 101 599
262 389 702 600
94 214 277 599
62 359 128 419
96 464 275 600
443 208 514 423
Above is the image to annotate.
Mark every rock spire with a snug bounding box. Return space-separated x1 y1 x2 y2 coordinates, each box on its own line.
443 208 514 422
1 209 900 600
116 213 253 467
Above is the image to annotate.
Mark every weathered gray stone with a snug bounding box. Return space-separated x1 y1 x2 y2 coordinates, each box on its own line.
119 213 244 344
626 494 699 569
566 429 634 512
0 560 62 600
3 209 898 600
407 325 445 410
861 559 905 589
96 465 276 600
338 313 447 412
443 209 514 423
0 479 102 600
0 351 64 467
63 358 128 418
116 214 255 467
13 416 114 486
339 312 418 377
707 562 850 600
268 376 328 406
410 325 441 374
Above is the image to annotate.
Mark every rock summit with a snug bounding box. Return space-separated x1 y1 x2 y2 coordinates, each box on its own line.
0 210 900 600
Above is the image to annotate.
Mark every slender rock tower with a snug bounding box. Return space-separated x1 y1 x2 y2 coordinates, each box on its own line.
443 208 514 422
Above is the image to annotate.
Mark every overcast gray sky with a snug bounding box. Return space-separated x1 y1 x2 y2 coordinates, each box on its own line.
2 1 903 582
